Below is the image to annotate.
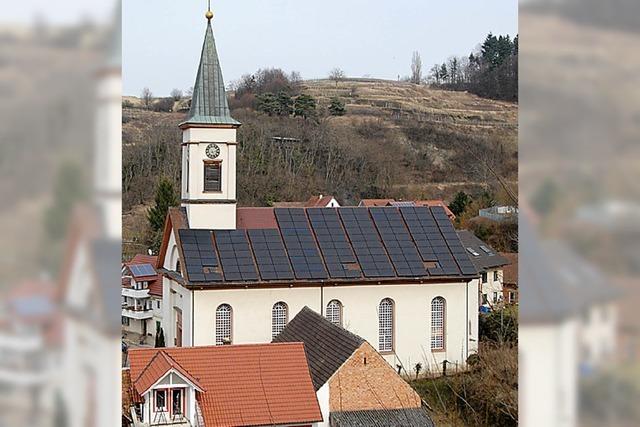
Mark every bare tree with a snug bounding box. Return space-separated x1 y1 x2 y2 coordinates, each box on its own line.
185 86 194 97
329 68 346 87
411 51 422 84
170 88 183 102
141 87 153 109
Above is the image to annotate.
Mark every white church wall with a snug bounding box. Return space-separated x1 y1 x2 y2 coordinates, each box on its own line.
189 281 475 372
325 282 475 372
192 287 322 345
187 203 236 230
162 278 193 347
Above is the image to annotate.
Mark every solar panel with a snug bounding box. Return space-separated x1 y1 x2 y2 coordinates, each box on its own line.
307 208 361 279
129 263 156 277
400 207 472 276
178 229 222 282
370 208 427 277
247 229 295 281
274 209 328 280
338 208 395 278
214 230 259 282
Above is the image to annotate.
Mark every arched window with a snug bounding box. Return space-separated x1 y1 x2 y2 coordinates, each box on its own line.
326 300 343 326
176 260 181 275
378 298 394 352
215 304 232 345
431 297 446 350
272 302 288 339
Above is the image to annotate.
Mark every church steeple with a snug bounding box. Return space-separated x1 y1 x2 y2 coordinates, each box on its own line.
181 6 240 128
180 4 239 230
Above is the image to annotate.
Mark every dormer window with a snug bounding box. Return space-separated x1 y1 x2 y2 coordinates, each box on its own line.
204 161 222 192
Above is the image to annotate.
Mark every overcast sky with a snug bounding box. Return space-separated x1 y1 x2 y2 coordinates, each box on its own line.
123 1 518 96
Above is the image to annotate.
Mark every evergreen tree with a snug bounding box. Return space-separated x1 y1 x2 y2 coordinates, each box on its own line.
44 161 88 242
155 327 166 348
256 92 279 115
294 94 317 119
147 177 179 233
275 91 294 116
328 97 346 116
439 64 448 84
449 191 471 217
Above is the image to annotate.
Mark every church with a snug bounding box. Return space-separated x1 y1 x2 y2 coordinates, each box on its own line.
156 10 480 373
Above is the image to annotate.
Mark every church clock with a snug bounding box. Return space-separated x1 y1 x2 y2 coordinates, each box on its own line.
205 143 220 159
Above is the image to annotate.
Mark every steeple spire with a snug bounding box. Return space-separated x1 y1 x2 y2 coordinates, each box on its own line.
181 3 240 127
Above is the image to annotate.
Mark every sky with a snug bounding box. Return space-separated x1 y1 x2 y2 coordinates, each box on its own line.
123 0 518 96
2 0 115 25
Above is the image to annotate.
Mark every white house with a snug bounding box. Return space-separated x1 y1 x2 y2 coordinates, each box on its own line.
519 218 617 427
58 3 122 427
157 8 480 375
121 255 163 343
457 230 510 307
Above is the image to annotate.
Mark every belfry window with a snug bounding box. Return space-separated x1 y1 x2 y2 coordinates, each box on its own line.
204 162 221 192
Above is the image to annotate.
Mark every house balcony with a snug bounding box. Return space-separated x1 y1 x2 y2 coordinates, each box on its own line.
123 288 150 299
122 306 153 320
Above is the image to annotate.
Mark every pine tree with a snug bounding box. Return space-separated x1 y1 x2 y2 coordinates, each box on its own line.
155 327 166 348
256 92 279 115
328 97 346 116
147 177 179 233
275 91 293 116
294 94 317 119
449 191 471 217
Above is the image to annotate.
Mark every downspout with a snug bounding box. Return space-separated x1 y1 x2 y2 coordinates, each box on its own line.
320 285 324 316
191 289 195 346
465 280 469 363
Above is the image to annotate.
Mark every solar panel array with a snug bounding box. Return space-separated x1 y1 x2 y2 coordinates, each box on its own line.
177 207 478 285
431 207 477 275
370 208 427 277
178 229 222 282
339 209 395 278
247 229 295 281
214 230 259 282
307 209 361 279
129 263 156 277
275 209 328 280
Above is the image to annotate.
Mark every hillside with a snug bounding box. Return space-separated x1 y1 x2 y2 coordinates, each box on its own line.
123 80 517 257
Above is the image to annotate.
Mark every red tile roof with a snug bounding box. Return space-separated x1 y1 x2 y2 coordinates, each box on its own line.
133 351 204 395
305 195 337 207
129 343 322 427
359 199 394 207
359 199 455 219
236 207 278 229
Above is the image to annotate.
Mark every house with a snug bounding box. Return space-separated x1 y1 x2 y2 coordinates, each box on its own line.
501 252 518 304
273 194 341 208
156 8 480 374
457 230 510 307
518 217 618 427
124 343 323 427
121 254 163 343
273 307 434 427
0 279 61 415
359 199 455 220
57 3 122 427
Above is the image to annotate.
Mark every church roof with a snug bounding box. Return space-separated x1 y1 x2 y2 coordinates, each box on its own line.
273 306 365 390
180 20 240 128
167 206 479 288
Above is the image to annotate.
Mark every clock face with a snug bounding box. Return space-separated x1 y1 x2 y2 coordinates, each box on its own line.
206 143 221 159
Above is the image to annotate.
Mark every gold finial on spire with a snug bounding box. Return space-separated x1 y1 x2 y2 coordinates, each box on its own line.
205 0 214 21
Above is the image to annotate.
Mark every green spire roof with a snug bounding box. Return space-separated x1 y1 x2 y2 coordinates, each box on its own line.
181 20 240 127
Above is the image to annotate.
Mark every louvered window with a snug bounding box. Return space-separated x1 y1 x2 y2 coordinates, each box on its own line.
204 162 221 192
